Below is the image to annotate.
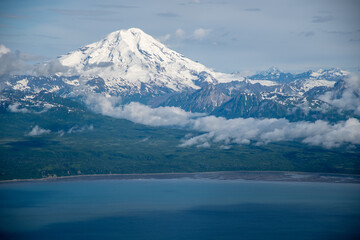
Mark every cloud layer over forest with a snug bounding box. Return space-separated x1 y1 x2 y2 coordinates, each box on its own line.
319 73 360 115
86 94 360 149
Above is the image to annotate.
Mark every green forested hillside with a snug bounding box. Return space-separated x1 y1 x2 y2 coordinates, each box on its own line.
0 106 359 180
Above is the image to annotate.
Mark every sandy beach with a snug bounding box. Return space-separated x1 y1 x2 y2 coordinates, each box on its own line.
1 171 360 184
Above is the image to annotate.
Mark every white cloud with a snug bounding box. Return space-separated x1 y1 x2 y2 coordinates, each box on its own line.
58 125 94 137
179 116 360 148
157 34 171 42
67 125 94 134
0 45 75 78
27 125 51 136
7 102 53 114
175 28 186 38
0 45 29 77
85 94 204 127
192 28 211 40
0 44 11 57
58 130 65 137
160 28 211 44
32 59 77 76
86 94 360 149
319 73 360 115
8 103 31 113
0 45 69 79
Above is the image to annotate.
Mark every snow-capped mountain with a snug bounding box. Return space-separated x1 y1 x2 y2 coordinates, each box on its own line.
248 67 296 83
58 28 239 96
248 67 349 83
308 68 350 80
1 28 356 121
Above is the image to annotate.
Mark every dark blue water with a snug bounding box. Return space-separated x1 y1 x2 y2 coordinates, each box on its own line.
0 179 360 240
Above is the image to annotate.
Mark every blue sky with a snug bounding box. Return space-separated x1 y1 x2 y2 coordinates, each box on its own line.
0 0 359 73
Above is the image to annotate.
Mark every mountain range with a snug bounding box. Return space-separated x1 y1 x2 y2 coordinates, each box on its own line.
1 28 360 180
0 28 357 122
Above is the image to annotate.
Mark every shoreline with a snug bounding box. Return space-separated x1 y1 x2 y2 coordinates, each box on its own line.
1 171 360 184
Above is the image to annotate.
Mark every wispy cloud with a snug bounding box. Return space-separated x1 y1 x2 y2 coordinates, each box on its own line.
299 31 315 37
190 0 229 5
312 15 334 23
27 125 50 136
175 28 186 38
67 125 94 134
243 8 261 12
192 28 211 40
33 34 61 39
157 12 179 18
157 34 171 42
1 14 30 19
0 33 27 38
324 30 352 35
158 28 212 43
49 8 115 17
95 4 139 9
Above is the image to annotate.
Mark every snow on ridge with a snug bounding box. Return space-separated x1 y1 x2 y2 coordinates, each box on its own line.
291 79 336 94
302 79 335 90
248 79 279 86
310 68 350 79
13 79 30 91
58 28 243 93
63 78 80 86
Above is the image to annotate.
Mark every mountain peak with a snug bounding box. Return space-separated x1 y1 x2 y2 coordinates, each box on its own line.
59 27 167 70
309 68 349 79
267 66 281 72
105 28 147 42
263 67 281 75
114 27 145 34
116 27 144 33
57 28 231 94
127 27 145 34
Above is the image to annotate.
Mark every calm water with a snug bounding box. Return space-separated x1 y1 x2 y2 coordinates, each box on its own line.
0 178 360 240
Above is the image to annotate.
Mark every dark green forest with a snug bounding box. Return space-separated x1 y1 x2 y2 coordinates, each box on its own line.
1 105 359 180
